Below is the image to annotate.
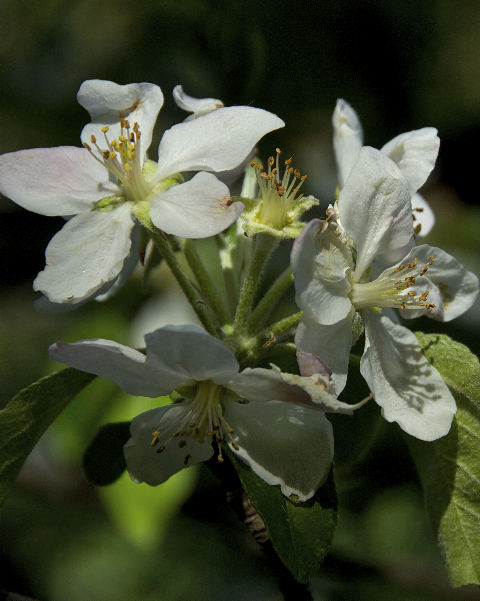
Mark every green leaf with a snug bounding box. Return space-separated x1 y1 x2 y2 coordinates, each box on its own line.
82 422 132 486
403 332 480 587
228 450 338 583
0 368 96 506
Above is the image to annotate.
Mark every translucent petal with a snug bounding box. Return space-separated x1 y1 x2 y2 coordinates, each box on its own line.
144 324 239 385
361 312 456 441
124 404 214 486
0 147 120 216
153 106 284 183
33 202 135 304
339 147 413 281
381 128 439 196
332 99 364 189
291 219 354 325
78 80 164 163
148 172 244 238
295 313 353 394
49 338 169 397
411 193 435 237
173 85 223 121
397 244 479 322
224 400 334 501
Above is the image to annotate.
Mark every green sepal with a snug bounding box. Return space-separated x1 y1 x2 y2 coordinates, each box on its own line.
82 422 132 486
227 448 338 583
0 368 96 506
402 332 480 587
94 195 126 212
238 195 319 239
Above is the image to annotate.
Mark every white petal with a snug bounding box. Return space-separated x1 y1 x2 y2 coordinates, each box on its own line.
295 313 353 393
361 312 456 441
0 147 120 216
291 219 354 325
339 147 413 281
411 193 435 237
49 338 168 397
78 80 163 163
173 85 224 121
124 404 214 486
224 400 334 501
94 223 141 302
144 324 239 385
381 128 439 196
33 203 135 304
332 99 364 189
148 172 244 238
153 106 284 182
398 244 479 322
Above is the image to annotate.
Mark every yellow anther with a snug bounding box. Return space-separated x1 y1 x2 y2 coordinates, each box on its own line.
151 436 159 447
285 157 293 166
101 126 109 133
276 148 281 154
294 169 301 179
109 151 117 160
118 135 127 143
152 430 161 437
225 427 234 434
102 150 110 159
83 142 91 151
124 163 132 172
179 440 187 448
156 445 165 453
231 442 240 451
268 156 275 167
90 135 96 143
217 456 224 463
124 119 130 129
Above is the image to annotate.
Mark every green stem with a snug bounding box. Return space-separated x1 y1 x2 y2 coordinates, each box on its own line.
141 222 219 338
240 311 303 365
179 237 232 327
232 234 279 335
248 266 294 333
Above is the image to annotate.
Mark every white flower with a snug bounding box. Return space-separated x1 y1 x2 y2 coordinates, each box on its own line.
47 324 365 501
333 98 437 237
0 79 284 307
292 147 479 441
173 85 224 121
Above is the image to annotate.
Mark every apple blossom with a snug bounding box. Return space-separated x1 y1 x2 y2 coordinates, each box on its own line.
48 324 367 501
333 98 437 237
292 147 479 441
0 79 284 307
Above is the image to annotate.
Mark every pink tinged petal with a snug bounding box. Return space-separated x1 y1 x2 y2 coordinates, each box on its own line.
224 400 334 501
381 128 439 196
297 347 333 379
124 404 214 486
78 79 164 163
144 324 239 385
48 339 169 397
0 147 120 216
332 99 364 189
361 312 456 441
411 193 435 237
33 202 135 304
173 85 224 121
292 219 354 325
148 172 244 238
295 313 353 394
398 244 479 322
153 106 284 182
340 147 413 281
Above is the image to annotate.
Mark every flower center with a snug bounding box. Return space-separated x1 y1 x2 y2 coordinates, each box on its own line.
349 255 436 312
251 148 307 230
150 380 239 464
83 119 151 202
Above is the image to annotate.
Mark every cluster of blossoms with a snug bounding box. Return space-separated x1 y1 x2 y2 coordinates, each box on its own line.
1 82 478 501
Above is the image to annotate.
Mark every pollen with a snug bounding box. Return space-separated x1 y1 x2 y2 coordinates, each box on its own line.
349 254 437 313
